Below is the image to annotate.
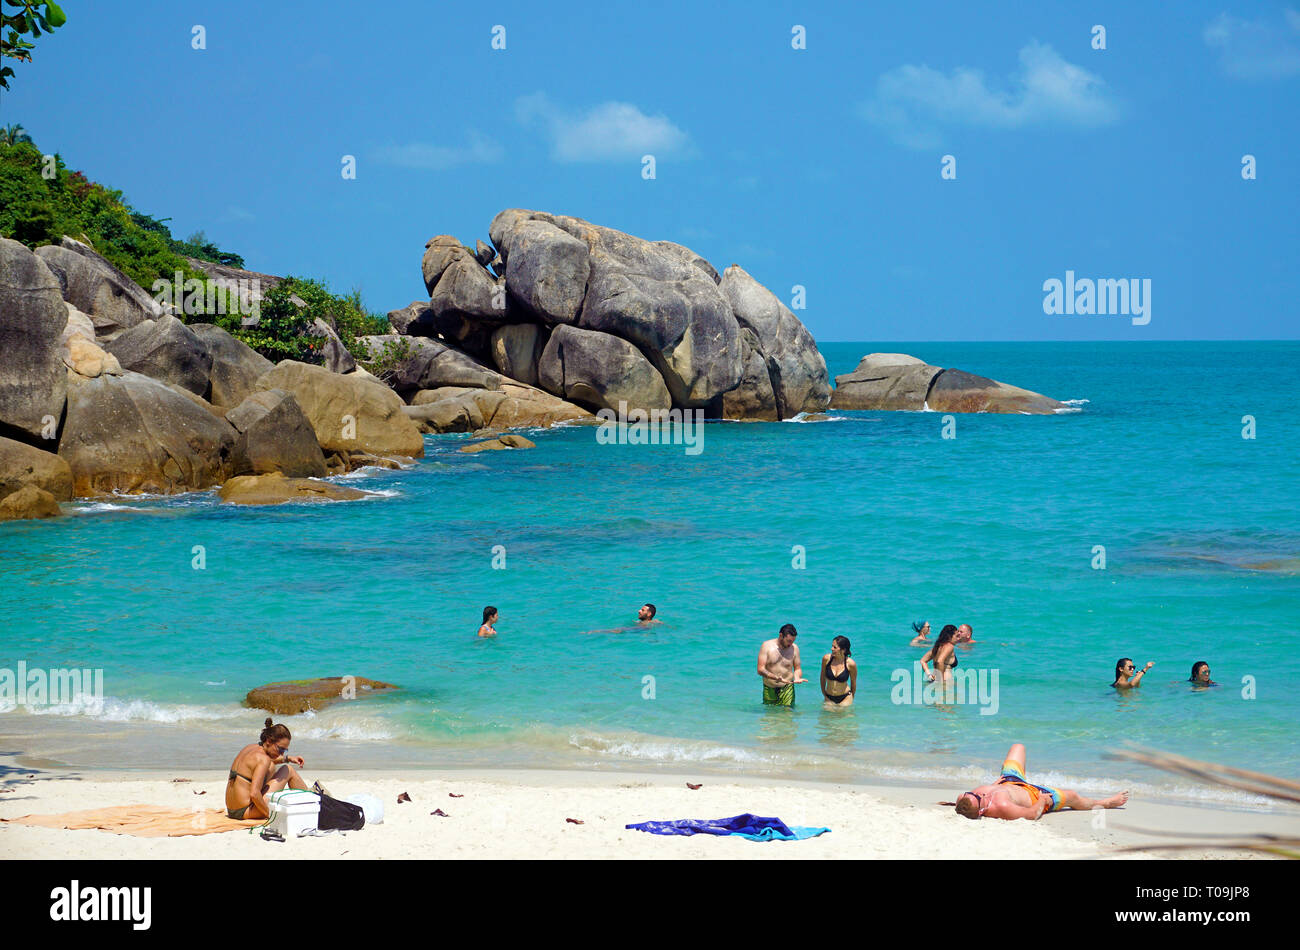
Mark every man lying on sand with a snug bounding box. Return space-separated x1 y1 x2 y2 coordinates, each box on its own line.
954 743 1128 820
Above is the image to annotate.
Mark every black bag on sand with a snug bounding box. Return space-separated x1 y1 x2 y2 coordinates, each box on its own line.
317 792 365 831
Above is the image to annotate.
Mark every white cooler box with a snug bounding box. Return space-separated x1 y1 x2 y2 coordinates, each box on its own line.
265 789 320 837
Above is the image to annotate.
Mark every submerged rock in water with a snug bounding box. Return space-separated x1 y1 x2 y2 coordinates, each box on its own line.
217 471 369 505
244 676 398 715
458 434 535 453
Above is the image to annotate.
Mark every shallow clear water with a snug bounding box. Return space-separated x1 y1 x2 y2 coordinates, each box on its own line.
2 342 1297 806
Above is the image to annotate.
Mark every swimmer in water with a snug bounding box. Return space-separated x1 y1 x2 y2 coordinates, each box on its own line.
1112 657 1153 689
909 620 931 647
1189 661 1217 687
477 606 498 638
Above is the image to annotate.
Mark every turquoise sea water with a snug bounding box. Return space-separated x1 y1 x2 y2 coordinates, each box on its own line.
2 342 1297 806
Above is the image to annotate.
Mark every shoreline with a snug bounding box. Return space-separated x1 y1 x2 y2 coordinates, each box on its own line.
1 716 1293 817
3 752 1298 860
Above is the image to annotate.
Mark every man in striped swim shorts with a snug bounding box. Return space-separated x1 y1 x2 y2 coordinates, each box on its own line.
954 743 1130 820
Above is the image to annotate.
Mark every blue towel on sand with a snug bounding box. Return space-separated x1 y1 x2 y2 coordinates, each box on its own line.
625 813 830 841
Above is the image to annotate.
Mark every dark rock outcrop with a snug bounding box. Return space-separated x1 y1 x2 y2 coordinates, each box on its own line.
226 389 328 478
0 238 70 442
103 315 213 396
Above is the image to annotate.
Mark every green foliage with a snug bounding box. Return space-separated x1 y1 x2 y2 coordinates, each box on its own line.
219 278 389 365
0 137 241 315
0 132 389 367
1 1 66 90
359 336 412 384
1 123 33 145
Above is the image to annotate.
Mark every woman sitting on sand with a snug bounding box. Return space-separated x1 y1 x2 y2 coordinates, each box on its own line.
477 606 498 638
821 636 857 706
908 620 930 647
1189 661 1217 687
225 718 308 820
1112 657 1154 689
920 625 959 683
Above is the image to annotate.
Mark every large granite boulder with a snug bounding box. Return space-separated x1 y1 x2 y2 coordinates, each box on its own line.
828 354 1064 413
225 389 327 478
245 676 397 715
0 238 69 442
256 360 424 457
0 435 73 502
502 219 589 324
490 211 743 406
537 324 671 412
926 369 1064 414
218 472 368 506
34 237 162 337
721 327 779 421
103 315 213 396
719 265 830 418
0 484 62 521
489 323 547 386
830 354 943 411
59 369 236 496
356 335 501 397
188 324 274 409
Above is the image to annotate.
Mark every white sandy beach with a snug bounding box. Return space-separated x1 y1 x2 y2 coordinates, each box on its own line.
3 764 1296 860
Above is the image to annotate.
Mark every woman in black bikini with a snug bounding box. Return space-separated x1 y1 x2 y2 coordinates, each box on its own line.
225 718 308 820
821 636 857 706
921 624 959 684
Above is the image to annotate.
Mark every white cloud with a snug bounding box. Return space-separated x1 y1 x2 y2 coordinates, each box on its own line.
861 41 1121 148
1204 10 1300 80
516 93 692 162
373 132 503 170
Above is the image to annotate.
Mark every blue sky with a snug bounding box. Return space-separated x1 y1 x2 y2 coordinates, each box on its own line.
4 0 1297 340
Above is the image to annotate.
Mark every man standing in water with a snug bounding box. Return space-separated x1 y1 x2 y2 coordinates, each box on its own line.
757 624 806 706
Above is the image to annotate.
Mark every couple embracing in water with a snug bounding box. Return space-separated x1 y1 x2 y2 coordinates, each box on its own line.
757 624 856 707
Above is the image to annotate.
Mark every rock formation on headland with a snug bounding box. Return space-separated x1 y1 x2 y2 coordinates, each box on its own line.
830 354 1063 414
1 212 1063 520
386 210 831 422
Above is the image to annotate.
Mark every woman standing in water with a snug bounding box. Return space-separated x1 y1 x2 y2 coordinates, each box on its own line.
908 620 931 647
477 606 499 638
1189 661 1217 687
921 624 959 683
821 636 857 706
1113 657 1154 689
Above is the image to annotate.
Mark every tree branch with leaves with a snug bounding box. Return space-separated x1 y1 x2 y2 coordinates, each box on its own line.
1 0 66 91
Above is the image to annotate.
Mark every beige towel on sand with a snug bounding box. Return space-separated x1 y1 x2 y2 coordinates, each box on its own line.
3 805 264 837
